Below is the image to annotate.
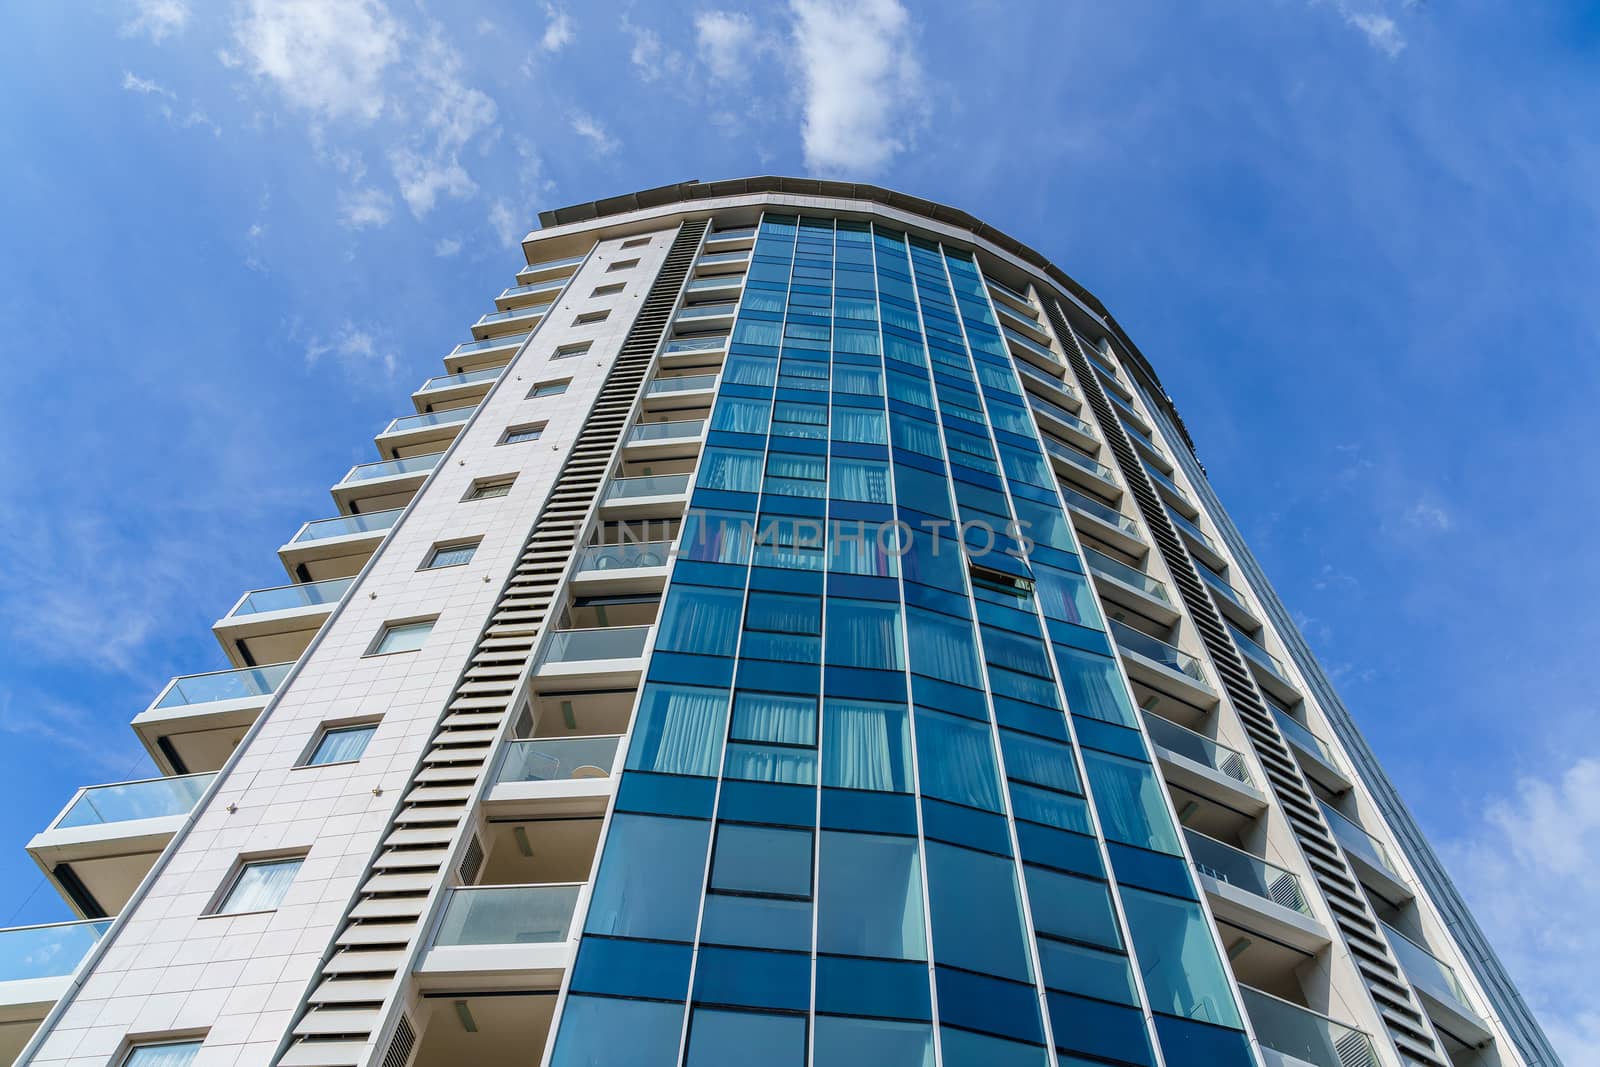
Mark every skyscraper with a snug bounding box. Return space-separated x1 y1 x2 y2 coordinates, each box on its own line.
3 178 1557 1067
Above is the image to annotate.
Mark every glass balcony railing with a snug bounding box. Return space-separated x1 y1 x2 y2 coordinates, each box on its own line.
985 276 1033 305
1142 714 1252 786
419 366 502 393
663 334 729 355
292 509 403 544
55 773 215 829
628 420 705 444
706 226 757 242
228 577 352 617
648 373 718 395
577 541 673 573
1271 708 1343 772
676 302 738 320
1086 347 1123 382
382 407 474 435
1118 414 1159 450
499 279 566 302
1002 325 1062 364
1028 394 1096 437
1239 986 1378 1067
1107 387 1149 426
995 301 1045 335
1184 831 1311 915
498 736 623 783
1195 561 1251 614
450 332 530 358
1143 461 1193 506
1060 486 1142 539
697 251 751 267
604 474 691 501
1042 437 1117 484
686 275 743 294
431 884 582 948
0 919 113 982
1108 620 1208 684
1228 623 1292 683
341 452 443 484
476 306 544 328
1381 922 1476 1015
1166 507 1221 556
518 254 586 277
1016 358 1080 400
540 625 652 665
1320 802 1401 881
154 663 293 709
1085 548 1170 603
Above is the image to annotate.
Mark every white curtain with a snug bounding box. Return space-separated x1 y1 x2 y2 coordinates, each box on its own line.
125 1044 203 1067
822 699 909 792
732 693 816 745
221 858 302 913
628 684 729 777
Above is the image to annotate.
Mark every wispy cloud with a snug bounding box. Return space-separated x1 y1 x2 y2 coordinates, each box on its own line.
1344 11 1405 58
622 16 686 83
541 3 574 53
788 0 927 175
338 186 394 229
304 321 397 378
387 25 499 218
695 11 759 82
227 0 402 123
570 111 619 156
1401 498 1453 532
434 236 462 258
121 71 174 99
122 70 221 136
486 135 548 249
120 0 189 43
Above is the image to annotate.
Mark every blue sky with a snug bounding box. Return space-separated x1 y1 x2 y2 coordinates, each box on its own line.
1 0 1596 1056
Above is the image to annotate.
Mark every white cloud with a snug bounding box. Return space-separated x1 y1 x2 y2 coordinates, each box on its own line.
485 135 548 249
337 186 394 229
623 17 685 82
230 0 402 122
122 71 222 136
435 237 462 258
122 71 175 98
789 0 926 175
386 26 499 217
304 321 397 377
488 199 521 249
121 0 189 42
570 111 619 155
1402 498 1453 532
541 4 574 52
1443 756 1600 1064
695 11 757 82
1345 11 1405 58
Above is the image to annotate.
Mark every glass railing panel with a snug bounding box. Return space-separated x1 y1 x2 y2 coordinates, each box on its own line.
420 366 502 392
1118 414 1158 449
707 227 757 241
648 373 718 394
1015 358 1080 399
676 302 738 320
1228 623 1291 681
498 737 623 783
1239 987 1378 1067
995 301 1044 333
476 306 544 327
384 407 474 434
56 773 215 829
155 663 293 709
1271 709 1341 770
1043 438 1117 483
628 420 705 444
1028 394 1095 436
1184 831 1310 914
985 276 1033 305
342 453 443 483
1060 486 1141 538
500 279 566 300
604 474 691 501
664 334 729 354
576 541 673 573
1319 802 1400 879
686 275 743 293
0 919 113 982
1085 548 1170 603
230 577 353 617
1143 461 1192 505
1166 508 1220 555
1381 922 1475 1014
450 332 530 356
1196 562 1251 613
697 251 751 266
519 253 586 275
1108 620 1208 683
293 510 403 544
1002 325 1061 363
431 884 582 947
1142 715 1252 786
540 626 652 665
1107 387 1148 425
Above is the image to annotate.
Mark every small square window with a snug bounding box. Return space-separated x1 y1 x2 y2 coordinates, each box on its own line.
529 378 571 398
423 540 480 569
303 722 378 766
607 258 639 273
500 422 546 444
621 236 651 249
573 311 609 327
554 341 593 359
122 1042 203 1067
465 476 515 500
371 618 434 655
592 283 625 297
215 857 304 914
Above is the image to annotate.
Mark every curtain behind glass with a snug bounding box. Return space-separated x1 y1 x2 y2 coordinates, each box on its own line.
822 699 911 792
221 858 302 913
1081 749 1181 854
310 725 374 765
1056 647 1136 728
913 710 1003 811
627 684 730 777
124 1044 203 1067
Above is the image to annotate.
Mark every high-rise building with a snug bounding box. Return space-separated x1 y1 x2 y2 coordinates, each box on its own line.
2 178 1557 1067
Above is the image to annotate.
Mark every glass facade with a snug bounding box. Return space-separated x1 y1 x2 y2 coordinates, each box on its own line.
550 216 1255 1066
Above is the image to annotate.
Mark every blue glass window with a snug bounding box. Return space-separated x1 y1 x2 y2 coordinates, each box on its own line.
1035 570 1101 629
906 608 983 688
700 893 812 951
731 692 816 745
825 598 904 670
822 698 913 792
682 509 754 565
833 408 888 444
830 520 902 577
1120 887 1243 1029
586 814 710 940
711 824 813 899
814 1016 933 1067
698 447 763 492
626 684 730 777
712 395 771 434
817 831 927 960
658 585 742 657
1009 784 1092 834
925 842 1033 982
914 709 1004 811
1025 865 1123 950
550 995 685 1067
939 1026 1050 1067
999 731 1081 794
1055 647 1136 728
830 456 893 503
1036 938 1138 1004
753 517 827 570
686 1008 806 1067
1081 750 1182 855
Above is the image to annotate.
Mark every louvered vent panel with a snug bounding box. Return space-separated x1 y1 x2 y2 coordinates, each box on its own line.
380 1015 414 1067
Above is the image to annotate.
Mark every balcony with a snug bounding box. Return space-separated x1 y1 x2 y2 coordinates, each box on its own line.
1002 324 1065 373
534 625 651 689
515 253 586 284
1142 460 1198 519
644 372 718 414
1239 986 1378 1067
1109 620 1218 709
0 919 112 1063
473 304 546 339
600 473 691 519
28 773 214 918
1196 561 1259 629
132 663 291 775
279 508 402 583
445 332 530 374
694 249 750 275
375 405 475 459
624 418 705 461
1319 802 1413 906
1060 485 1145 557
1016 358 1083 410
1143 713 1265 824
413 366 501 413
1028 393 1097 451
704 225 757 246
684 274 744 302
1043 437 1121 502
213 576 351 668
485 736 622 818
1122 419 1173 475
1381 922 1493 1048
1089 353 1135 404
1107 386 1153 436
1185 832 1327 955
996 301 1051 345
1086 547 1177 626
985 275 1035 312
495 277 567 311
674 301 738 331
1166 507 1227 571
417 884 580 991
1227 623 1300 704
660 332 729 368
1270 707 1352 794
332 451 442 514
571 541 673 596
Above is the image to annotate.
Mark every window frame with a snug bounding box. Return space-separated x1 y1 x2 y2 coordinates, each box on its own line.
554 340 595 358
498 422 547 445
366 617 437 656
527 378 572 398
297 718 381 768
208 854 307 917
606 258 640 272
421 538 482 570
464 475 516 500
